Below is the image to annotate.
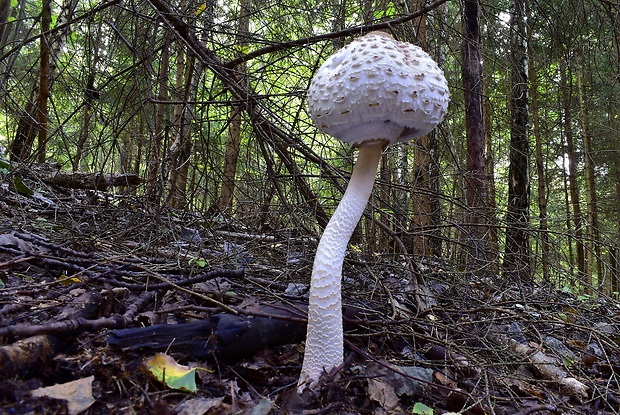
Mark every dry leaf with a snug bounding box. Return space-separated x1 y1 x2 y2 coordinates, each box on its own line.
367 377 400 410
31 376 95 415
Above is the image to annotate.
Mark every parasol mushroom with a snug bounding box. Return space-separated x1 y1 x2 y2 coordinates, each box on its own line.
299 31 450 391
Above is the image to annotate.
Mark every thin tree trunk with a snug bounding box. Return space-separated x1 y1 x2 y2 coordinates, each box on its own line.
36 0 51 163
577 67 601 292
167 47 197 209
378 153 390 252
10 0 76 162
147 28 171 203
503 0 531 282
561 61 586 284
173 54 199 210
0 0 13 51
217 0 251 214
482 62 498 268
73 17 101 171
409 0 432 257
528 26 549 282
461 0 491 270
73 72 94 171
615 143 620 294
603 1 620 294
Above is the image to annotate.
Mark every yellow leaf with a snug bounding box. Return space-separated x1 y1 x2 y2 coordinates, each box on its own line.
196 4 206 16
143 353 197 392
58 274 81 286
349 244 362 254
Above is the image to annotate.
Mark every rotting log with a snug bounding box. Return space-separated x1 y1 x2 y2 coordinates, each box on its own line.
13 162 141 191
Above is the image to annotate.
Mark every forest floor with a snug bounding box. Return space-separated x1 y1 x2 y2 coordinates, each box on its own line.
0 181 619 415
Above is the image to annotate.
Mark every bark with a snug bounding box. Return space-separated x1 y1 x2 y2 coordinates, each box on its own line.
503 0 531 281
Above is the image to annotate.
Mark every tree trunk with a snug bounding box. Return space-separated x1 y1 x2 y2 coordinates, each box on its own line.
10 1 51 162
503 0 531 282
528 23 549 282
378 152 390 252
577 67 602 292
408 0 433 257
217 0 251 214
481 38 499 269
167 47 198 210
173 56 198 210
35 0 51 163
73 16 102 171
147 28 171 203
9 0 76 162
561 61 586 284
612 109 620 295
461 0 492 270
0 0 13 51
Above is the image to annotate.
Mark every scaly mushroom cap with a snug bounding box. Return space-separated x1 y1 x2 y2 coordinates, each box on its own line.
307 31 450 146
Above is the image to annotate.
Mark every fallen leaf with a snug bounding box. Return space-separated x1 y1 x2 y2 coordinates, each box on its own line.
411 401 433 415
31 376 95 415
175 397 227 415
143 353 197 392
367 377 400 410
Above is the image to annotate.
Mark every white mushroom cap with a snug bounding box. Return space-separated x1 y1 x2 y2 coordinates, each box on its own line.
307 31 450 146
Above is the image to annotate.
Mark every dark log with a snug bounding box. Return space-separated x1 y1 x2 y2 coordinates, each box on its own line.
108 304 308 359
107 304 371 359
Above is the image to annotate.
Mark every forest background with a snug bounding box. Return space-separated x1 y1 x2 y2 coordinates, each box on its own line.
1 0 619 297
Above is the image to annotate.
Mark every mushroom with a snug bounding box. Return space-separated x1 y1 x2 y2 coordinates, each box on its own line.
299 31 449 391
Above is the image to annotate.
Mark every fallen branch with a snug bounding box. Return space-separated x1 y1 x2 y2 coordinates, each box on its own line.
486 331 589 402
0 291 102 379
14 162 141 190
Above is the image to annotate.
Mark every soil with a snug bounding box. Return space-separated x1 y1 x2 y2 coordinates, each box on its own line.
0 184 619 415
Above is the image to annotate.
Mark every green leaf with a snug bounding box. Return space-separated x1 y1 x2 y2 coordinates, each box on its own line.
12 176 34 196
143 353 197 392
411 402 433 415
189 257 207 268
0 157 10 172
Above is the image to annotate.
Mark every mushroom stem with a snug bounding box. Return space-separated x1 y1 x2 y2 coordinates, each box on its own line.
299 141 384 390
